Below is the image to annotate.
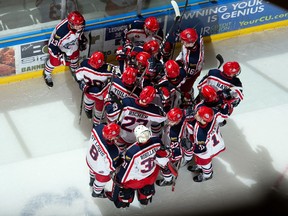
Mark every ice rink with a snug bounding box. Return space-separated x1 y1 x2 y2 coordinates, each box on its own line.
1 26 288 216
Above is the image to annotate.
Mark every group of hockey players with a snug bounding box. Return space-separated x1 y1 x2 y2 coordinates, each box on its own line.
43 11 244 208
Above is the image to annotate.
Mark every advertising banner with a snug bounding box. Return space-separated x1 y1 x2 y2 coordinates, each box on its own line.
1 0 287 79
178 0 288 36
16 40 49 74
0 47 16 77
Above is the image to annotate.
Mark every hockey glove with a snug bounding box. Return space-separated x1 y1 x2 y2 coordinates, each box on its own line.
194 144 207 154
79 80 88 92
221 88 232 100
115 46 127 61
79 35 88 51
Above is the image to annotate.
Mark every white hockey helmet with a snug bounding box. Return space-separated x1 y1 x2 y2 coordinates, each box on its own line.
134 125 152 144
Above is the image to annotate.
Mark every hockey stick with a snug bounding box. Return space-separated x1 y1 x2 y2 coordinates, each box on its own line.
99 64 115 124
129 68 146 96
216 54 224 69
78 32 92 124
159 0 181 53
171 157 182 192
193 54 225 104
136 0 143 18
170 0 189 59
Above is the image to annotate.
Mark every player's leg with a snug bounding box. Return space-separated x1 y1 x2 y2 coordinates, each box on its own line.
137 184 155 205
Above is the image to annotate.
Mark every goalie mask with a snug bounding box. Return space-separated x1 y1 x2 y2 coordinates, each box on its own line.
134 125 152 144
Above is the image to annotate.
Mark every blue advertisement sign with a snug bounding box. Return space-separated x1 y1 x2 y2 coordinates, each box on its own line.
178 0 288 36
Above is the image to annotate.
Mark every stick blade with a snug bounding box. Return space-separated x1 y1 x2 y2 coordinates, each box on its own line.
216 54 224 69
171 0 181 18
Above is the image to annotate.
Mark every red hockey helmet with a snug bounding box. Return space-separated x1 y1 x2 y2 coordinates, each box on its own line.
165 60 180 79
180 28 198 47
223 61 241 77
144 16 159 33
197 106 214 123
167 107 183 124
89 51 105 69
143 40 160 55
67 11 85 30
102 123 120 141
136 51 151 68
201 85 219 103
139 86 156 105
122 67 137 85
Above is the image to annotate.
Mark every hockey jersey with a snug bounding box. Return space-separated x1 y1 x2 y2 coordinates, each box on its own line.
175 35 204 76
197 69 244 107
186 116 225 165
108 76 141 100
106 97 166 144
162 117 187 162
86 124 121 176
116 136 168 189
123 20 164 48
48 18 83 56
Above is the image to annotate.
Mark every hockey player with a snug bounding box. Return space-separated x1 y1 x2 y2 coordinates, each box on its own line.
135 51 151 77
118 16 172 62
86 122 122 198
75 51 113 125
123 16 163 49
175 28 204 107
107 125 171 208
197 61 244 112
43 11 87 87
105 86 166 146
186 106 226 182
196 84 234 121
156 59 186 112
156 107 186 186
105 66 141 102
141 39 165 88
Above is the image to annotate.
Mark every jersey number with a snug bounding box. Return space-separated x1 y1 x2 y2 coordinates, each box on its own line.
121 116 148 132
140 157 154 173
89 145 99 161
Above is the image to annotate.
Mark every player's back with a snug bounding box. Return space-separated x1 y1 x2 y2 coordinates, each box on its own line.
118 98 166 143
118 136 162 183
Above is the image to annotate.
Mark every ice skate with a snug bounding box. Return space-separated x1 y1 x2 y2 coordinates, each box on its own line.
193 172 213 182
187 165 202 172
92 189 107 198
43 72 53 87
156 178 173 187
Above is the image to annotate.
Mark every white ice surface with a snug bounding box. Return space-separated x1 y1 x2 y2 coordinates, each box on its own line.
1 27 288 216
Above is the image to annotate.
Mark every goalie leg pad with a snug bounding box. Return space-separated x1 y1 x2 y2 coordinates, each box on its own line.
137 184 155 205
110 184 135 208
